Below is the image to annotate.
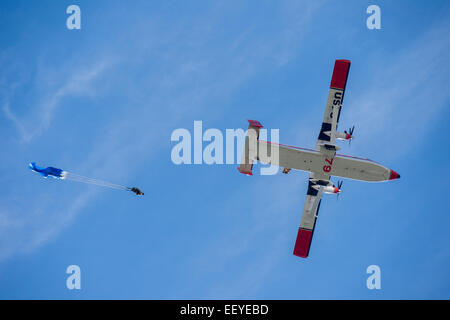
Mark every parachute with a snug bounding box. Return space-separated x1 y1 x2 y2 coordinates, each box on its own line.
28 162 144 195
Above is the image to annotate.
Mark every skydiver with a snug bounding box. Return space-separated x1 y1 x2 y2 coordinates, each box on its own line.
30 162 143 196
129 187 144 196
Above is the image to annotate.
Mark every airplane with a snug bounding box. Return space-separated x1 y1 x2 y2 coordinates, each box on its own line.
237 59 400 258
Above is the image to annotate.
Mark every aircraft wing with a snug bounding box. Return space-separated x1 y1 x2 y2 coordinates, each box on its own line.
293 178 325 258
316 60 351 148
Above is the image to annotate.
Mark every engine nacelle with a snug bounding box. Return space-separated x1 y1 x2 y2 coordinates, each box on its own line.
336 131 352 141
323 185 340 194
311 184 341 194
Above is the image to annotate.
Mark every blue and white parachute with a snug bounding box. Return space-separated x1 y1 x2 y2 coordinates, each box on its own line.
28 162 144 195
29 162 65 179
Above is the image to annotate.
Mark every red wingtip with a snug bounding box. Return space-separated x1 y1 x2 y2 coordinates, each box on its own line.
247 120 263 128
330 60 351 90
237 167 253 176
336 59 351 63
389 169 401 180
293 229 313 258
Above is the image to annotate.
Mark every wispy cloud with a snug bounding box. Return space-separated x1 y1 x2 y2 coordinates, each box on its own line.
3 2 447 299
346 19 450 160
2 61 111 143
183 13 450 299
0 1 322 265
0 189 97 262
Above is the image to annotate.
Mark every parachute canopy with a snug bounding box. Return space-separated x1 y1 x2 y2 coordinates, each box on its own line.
28 162 144 196
29 162 64 179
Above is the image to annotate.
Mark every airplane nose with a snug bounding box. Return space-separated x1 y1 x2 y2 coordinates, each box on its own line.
389 169 400 180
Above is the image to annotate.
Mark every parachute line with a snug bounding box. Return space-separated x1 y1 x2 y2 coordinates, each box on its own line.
62 171 129 191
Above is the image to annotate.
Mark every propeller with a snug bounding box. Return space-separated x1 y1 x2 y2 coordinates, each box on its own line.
345 125 355 146
336 180 343 200
349 125 355 136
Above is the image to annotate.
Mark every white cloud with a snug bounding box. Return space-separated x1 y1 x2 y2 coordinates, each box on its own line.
0 1 323 265
346 19 450 160
2 61 111 143
185 16 450 298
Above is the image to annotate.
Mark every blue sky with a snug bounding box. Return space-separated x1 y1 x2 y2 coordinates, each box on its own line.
0 0 449 299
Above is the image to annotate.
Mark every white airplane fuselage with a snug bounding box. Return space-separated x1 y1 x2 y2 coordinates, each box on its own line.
257 140 400 182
